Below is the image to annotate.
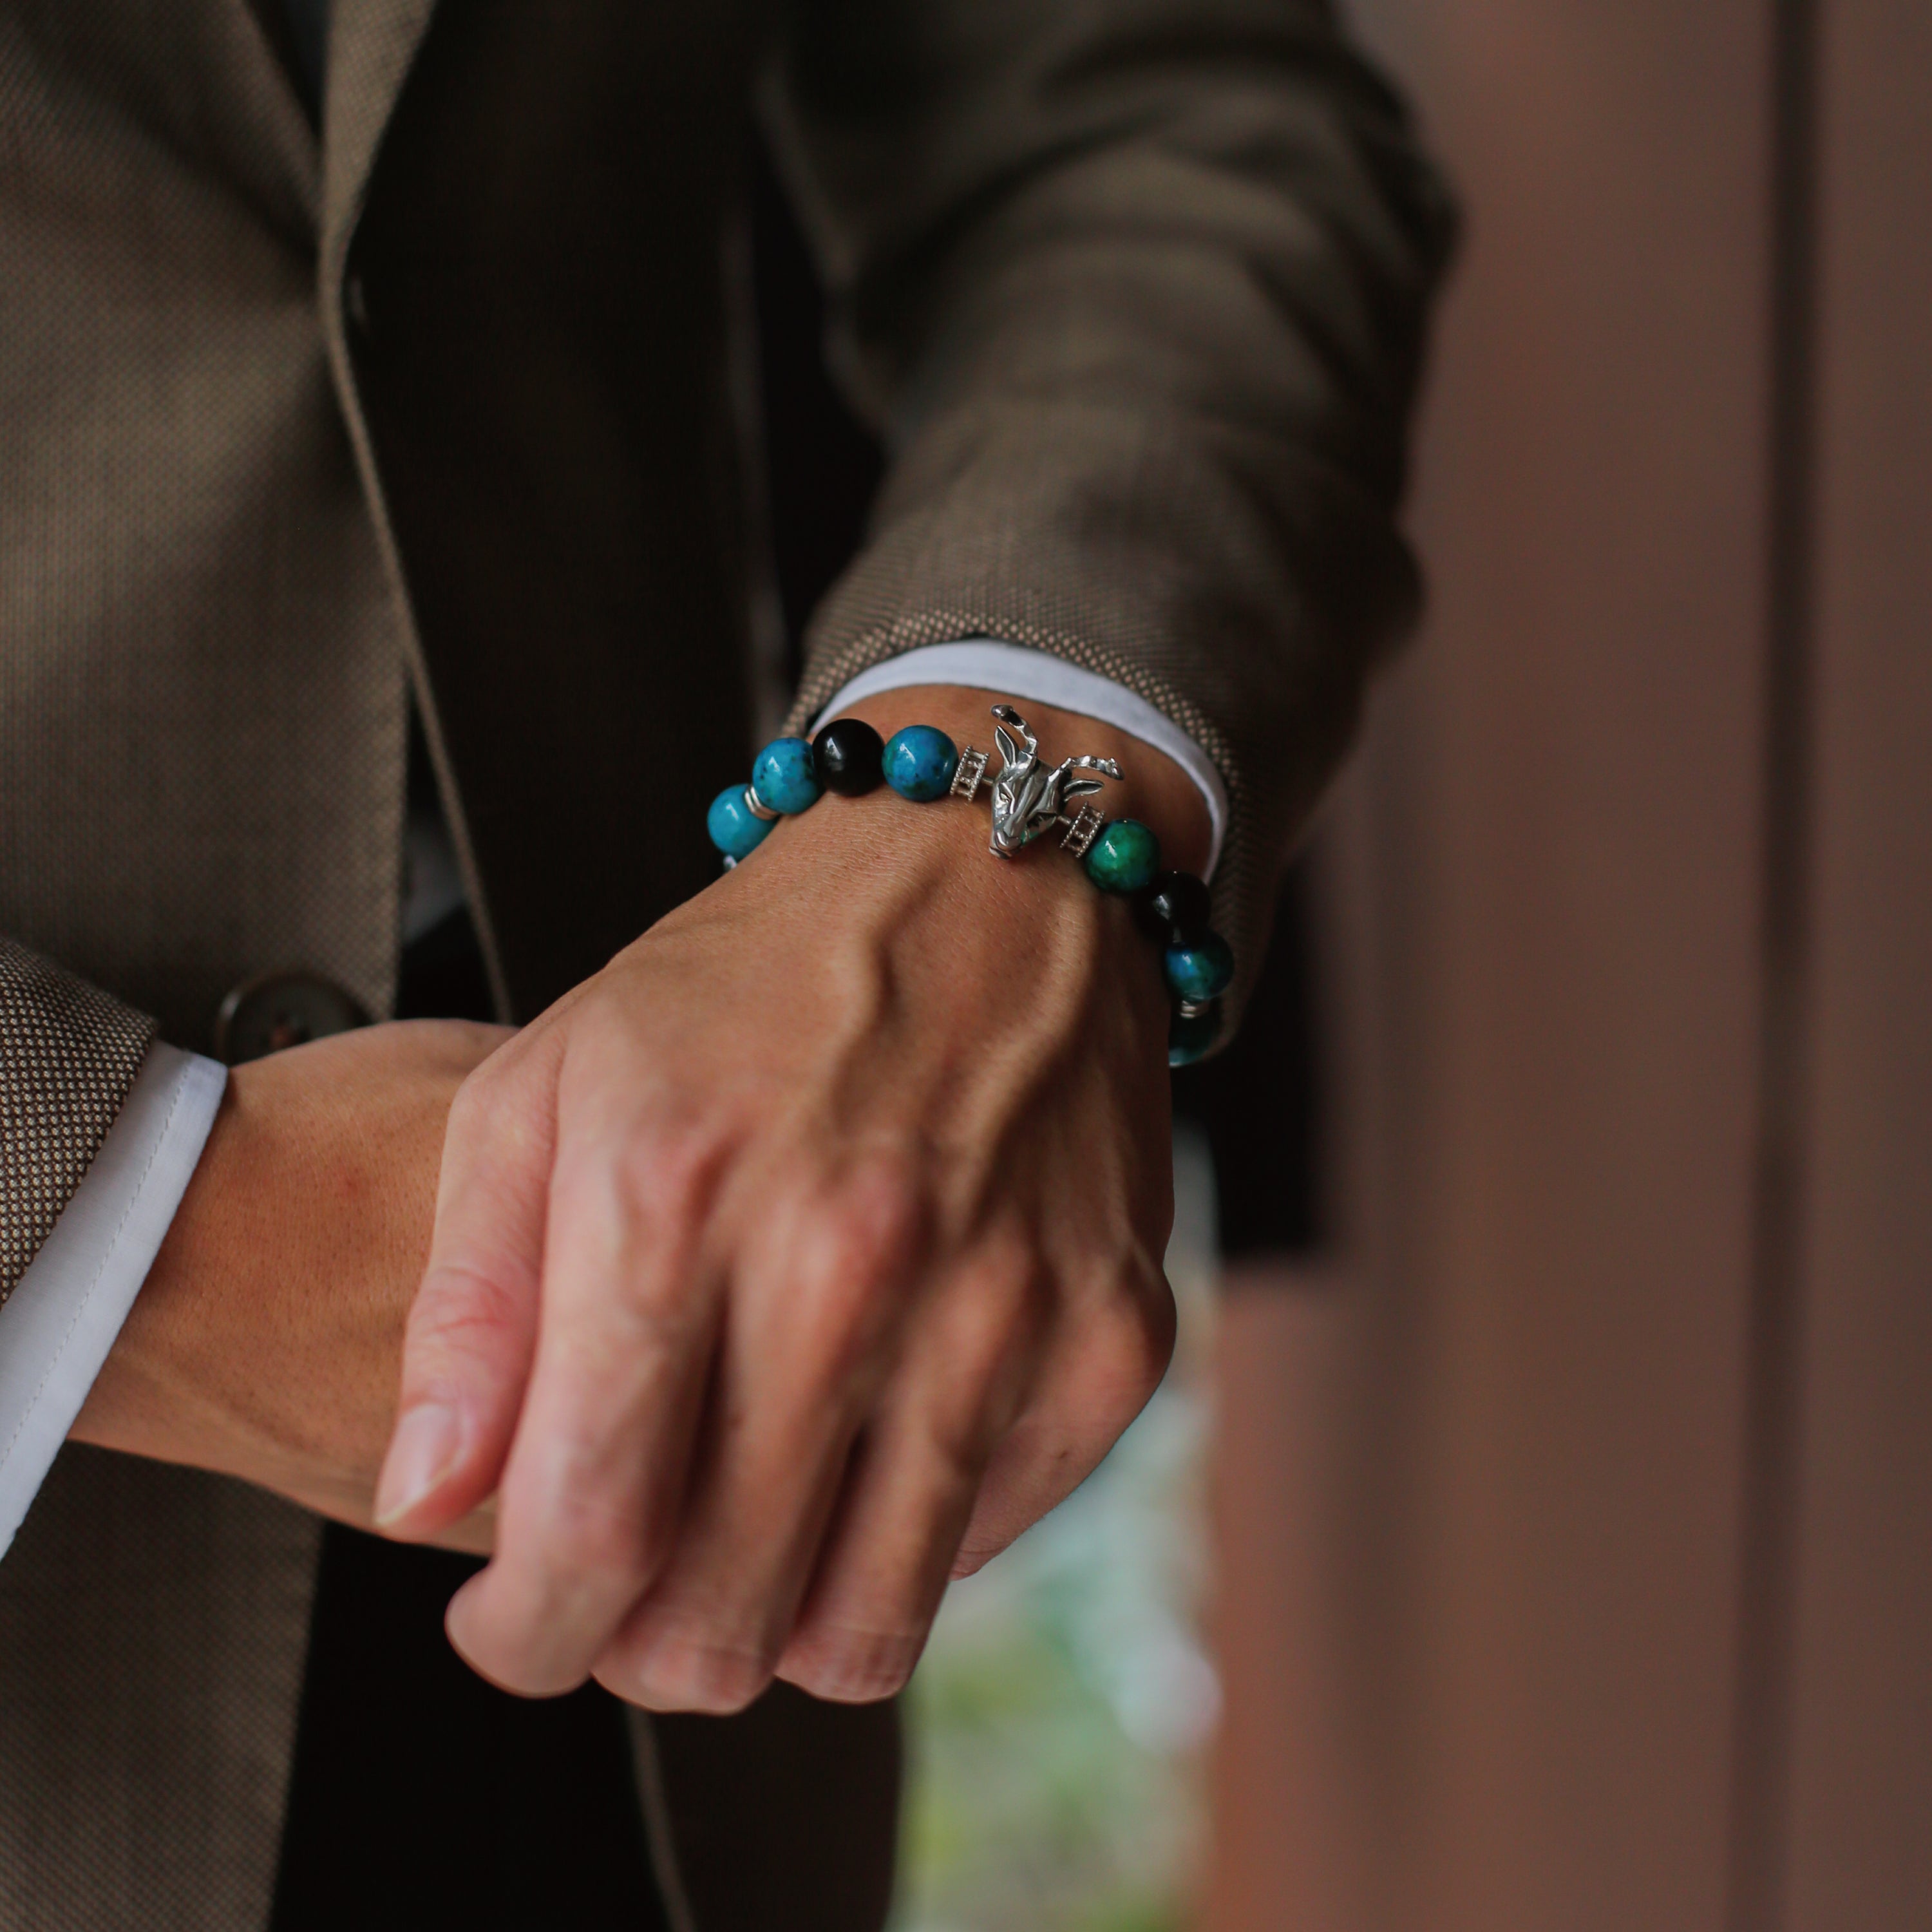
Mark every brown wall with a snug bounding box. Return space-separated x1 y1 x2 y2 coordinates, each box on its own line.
1202 3 1931 1927
1781 1 1932 1923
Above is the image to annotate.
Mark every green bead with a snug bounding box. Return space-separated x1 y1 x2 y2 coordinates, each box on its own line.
1084 818 1160 894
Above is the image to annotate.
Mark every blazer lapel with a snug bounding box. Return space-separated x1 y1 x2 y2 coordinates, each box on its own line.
218 0 323 237
319 0 439 285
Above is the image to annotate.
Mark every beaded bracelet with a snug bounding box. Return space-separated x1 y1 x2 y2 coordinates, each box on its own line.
707 704 1231 1067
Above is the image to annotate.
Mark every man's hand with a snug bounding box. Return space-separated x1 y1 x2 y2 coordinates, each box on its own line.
72 1019 513 1551
377 687 1211 1710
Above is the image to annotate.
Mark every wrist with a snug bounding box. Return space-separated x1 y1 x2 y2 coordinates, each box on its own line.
73 1022 506 1549
696 683 1221 1063
837 685 1213 878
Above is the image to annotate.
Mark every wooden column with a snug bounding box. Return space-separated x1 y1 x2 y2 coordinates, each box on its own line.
1202 5 1931 1923
1778 3 1932 1925
1208 0 1774 1923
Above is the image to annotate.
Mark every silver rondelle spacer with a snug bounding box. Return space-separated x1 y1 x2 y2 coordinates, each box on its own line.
951 745 990 801
1176 998 1213 1019
743 785 781 822
1059 805 1104 858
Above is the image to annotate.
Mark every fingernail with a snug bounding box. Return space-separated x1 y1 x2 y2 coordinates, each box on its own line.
374 1403 462 1527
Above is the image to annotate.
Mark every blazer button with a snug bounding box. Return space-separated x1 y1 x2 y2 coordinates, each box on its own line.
214 971 370 1066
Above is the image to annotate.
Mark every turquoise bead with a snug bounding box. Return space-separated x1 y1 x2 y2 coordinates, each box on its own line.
882 726 958 802
1168 1001 1223 1067
707 784 774 861
1084 818 1160 895
751 736 822 815
1164 931 1235 1004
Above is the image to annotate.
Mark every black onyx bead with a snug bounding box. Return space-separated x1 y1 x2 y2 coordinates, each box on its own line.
811 718 886 796
1130 870 1213 947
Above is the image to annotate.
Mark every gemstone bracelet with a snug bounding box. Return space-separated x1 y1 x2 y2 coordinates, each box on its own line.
707 704 1231 1066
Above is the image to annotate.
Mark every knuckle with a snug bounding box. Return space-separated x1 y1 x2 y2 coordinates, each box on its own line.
961 1251 1048 1359
918 1399 992 1489
629 1634 774 1716
788 1182 924 1372
785 1625 922 1705
792 1260 882 1372
612 1124 719 1231
406 1263 531 1380
590 1126 732 1304
915 1249 1048 1437
800 1169 923 1298
565 1125 731 1341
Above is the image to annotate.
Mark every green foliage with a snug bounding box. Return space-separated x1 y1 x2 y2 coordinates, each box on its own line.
890 1135 1220 1932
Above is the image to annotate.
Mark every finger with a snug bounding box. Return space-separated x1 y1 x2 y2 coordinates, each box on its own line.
951 1252 1175 1578
772 1237 1045 1704
373 1028 560 1539
442 1100 735 1696
591 1152 931 1714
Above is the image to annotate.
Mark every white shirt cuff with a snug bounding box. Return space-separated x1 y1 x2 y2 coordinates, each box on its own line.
812 639 1229 880
0 1041 227 1560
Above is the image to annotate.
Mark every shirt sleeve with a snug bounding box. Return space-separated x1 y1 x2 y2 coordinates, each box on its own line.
811 639 1229 879
0 1041 226 1560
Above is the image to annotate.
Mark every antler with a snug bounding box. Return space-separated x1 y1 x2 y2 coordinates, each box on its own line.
991 705 1037 758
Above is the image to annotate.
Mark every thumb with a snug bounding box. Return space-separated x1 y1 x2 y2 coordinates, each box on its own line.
374 1029 562 1539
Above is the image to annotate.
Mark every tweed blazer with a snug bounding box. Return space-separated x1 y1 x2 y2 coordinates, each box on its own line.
0 0 1448 1923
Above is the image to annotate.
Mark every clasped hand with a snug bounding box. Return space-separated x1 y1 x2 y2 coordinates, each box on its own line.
81 690 1201 1712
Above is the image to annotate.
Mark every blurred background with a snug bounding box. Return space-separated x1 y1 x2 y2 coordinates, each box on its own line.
754 1 1930 1924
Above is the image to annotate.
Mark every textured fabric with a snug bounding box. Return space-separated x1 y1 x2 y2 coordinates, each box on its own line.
0 1448 321 1931
324 0 757 1021
639 1687 903 1932
0 1046 225 1562
0 8 397 1926
277 0 330 115
0 944 154 1309
0 0 408 1053
270 1528 666 1931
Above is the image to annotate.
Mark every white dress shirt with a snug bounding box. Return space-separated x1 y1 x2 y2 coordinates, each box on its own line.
0 1043 225 1557
0 641 1219 1553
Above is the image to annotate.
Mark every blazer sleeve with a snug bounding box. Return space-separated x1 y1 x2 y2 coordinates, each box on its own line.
0 940 227 1558
0 938 158 1312
766 0 1455 1016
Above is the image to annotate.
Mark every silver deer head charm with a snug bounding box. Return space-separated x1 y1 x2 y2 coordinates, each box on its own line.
983 705 1122 857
